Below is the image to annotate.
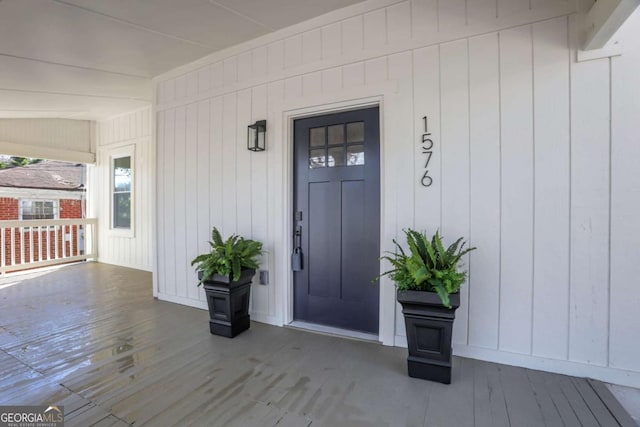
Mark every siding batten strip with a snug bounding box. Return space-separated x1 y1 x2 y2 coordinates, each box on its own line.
497 30 502 352
466 37 472 346
411 49 417 236
438 44 443 232
530 24 536 357
606 57 613 368
566 15 572 362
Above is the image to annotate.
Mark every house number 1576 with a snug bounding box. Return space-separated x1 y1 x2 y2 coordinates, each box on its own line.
420 116 433 187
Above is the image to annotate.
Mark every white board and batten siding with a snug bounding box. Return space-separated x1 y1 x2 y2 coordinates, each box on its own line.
91 107 153 272
609 11 640 376
151 0 640 387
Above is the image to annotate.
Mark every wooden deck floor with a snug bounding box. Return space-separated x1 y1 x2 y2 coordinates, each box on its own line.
0 263 635 427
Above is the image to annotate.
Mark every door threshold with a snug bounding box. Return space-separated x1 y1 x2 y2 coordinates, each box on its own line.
287 320 380 343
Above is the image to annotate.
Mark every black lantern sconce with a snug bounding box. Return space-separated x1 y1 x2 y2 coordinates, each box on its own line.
247 120 266 152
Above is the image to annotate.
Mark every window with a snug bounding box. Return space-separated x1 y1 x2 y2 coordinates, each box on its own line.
112 155 132 230
20 200 59 220
308 121 365 169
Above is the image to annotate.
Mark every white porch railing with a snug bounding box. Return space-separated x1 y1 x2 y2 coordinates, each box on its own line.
0 218 97 275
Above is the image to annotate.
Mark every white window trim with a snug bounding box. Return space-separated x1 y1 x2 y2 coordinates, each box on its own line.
109 145 135 238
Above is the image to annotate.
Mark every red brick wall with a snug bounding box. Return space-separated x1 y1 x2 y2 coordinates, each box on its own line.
0 197 19 221
1 197 84 267
60 199 83 219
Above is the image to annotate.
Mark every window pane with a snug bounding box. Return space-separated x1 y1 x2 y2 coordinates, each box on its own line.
309 149 326 168
347 144 365 166
347 122 364 143
33 201 42 217
310 127 325 147
114 156 131 169
114 193 131 228
114 156 131 192
328 125 344 145
327 146 345 167
38 201 54 217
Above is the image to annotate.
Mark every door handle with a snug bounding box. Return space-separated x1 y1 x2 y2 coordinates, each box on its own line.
294 225 302 248
292 226 303 271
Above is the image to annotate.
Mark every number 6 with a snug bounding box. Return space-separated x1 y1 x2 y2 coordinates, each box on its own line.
421 170 432 187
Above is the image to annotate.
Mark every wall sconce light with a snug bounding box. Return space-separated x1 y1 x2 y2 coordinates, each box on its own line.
247 120 266 152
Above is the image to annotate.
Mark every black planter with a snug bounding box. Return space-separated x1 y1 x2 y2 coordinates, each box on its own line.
199 269 255 338
397 289 460 384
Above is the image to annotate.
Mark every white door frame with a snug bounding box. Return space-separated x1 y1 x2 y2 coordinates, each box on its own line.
274 81 403 346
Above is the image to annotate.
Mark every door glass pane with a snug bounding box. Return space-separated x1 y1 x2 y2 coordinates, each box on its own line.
310 127 325 147
347 122 364 143
309 149 326 168
347 144 365 166
328 124 344 145
327 146 345 167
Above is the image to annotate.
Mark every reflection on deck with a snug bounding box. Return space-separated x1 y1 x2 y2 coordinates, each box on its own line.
0 263 634 426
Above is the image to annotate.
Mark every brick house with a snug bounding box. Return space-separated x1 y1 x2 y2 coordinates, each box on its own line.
0 160 85 266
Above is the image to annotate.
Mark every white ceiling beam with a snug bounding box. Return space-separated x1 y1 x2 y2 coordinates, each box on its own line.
583 0 640 50
0 141 95 164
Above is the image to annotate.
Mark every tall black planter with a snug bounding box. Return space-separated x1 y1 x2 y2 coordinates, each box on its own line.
199 269 255 338
397 289 460 384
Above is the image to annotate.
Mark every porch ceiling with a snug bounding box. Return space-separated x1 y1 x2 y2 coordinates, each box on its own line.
0 263 636 426
0 0 364 120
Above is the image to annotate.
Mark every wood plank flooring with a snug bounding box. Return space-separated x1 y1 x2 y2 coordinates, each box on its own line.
0 263 635 426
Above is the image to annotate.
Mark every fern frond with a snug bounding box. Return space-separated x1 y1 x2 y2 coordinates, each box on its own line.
431 279 451 308
446 237 464 257
375 228 476 307
212 227 224 246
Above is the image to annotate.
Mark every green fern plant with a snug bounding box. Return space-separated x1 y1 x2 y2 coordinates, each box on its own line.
378 229 475 308
191 227 263 285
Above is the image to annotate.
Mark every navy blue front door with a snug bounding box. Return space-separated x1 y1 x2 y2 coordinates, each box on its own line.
293 107 380 333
